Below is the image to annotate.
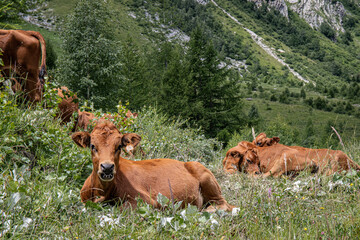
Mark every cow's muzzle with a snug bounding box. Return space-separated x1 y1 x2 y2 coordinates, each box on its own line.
98 163 115 181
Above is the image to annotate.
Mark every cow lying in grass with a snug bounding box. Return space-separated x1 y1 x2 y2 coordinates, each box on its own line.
222 144 261 175
72 120 234 212
252 132 280 147
223 133 360 177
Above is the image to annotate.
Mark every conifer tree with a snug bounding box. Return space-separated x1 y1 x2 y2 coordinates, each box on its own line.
182 26 244 137
248 104 261 127
119 36 145 109
58 0 121 110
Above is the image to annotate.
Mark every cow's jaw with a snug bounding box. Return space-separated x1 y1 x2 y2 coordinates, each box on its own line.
97 162 116 182
98 171 115 182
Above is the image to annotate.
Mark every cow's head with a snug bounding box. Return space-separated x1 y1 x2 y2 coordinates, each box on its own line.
253 133 280 147
224 143 260 176
121 133 141 156
72 120 122 182
125 110 138 119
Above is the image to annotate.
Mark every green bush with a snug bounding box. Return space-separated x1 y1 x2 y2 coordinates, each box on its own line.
133 106 222 163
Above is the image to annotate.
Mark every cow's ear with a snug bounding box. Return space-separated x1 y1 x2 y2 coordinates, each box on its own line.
132 133 141 143
72 132 91 148
270 137 280 145
257 132 266 138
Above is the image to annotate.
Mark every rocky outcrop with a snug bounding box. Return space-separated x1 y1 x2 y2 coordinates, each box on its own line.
287 0 346 32
248 0 346 32
249 0 289 19
211 0 311 84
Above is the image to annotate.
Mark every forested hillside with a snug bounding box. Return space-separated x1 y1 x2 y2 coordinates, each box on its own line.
2 0 357 143
1 0 360 238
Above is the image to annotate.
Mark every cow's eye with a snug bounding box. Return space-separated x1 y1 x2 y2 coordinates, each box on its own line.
246 159 252 164
90 144 97 152
116 144 122 152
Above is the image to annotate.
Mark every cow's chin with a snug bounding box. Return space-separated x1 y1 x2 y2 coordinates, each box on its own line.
98 172 115 182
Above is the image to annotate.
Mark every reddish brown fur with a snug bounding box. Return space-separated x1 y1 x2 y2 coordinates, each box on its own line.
238 140 360 178
0 30 46 102
252 133 280 147
125 110 138 119
223 144 260 175
55 86 79 124
72 120 234 212
72 111 96 131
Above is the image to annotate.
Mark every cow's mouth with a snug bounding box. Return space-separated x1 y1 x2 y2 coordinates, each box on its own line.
98 172 114 181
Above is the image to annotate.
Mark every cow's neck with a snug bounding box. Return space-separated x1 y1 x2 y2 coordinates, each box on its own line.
91 172 116 197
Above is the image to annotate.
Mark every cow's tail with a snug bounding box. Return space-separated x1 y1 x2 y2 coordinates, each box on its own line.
343 152 360 171
349 158 360 171
28 31 47 84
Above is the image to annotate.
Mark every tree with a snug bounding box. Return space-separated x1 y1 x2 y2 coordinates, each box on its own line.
160 26 244 138
320 22 336 41
58 0 121 110
300 88 306 99
303 118 316 147
118 36 146 109
0 0 41 22
248 104 261 127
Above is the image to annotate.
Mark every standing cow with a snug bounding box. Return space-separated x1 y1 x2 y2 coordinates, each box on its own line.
0 30 46 102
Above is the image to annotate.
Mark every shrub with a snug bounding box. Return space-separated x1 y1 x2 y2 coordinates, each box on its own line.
133 106 222 163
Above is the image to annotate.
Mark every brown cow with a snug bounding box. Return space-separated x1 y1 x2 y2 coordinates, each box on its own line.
0 30 46 102
253 132 280 147
125 110 138 119
72 111 96 131
55 86 79 124
238 141 360 178
121 133 145 157
72 120 234 212
223 144 261 175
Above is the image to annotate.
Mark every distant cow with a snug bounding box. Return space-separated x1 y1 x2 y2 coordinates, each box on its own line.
55 86 79 124
121 133 145 157
72 110 95 132
252 132 280 147
233 139 360 177
223 144 261 175
0 30 46 102
72 120 234 212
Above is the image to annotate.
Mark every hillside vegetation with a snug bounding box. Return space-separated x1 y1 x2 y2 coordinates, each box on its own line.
0 0 360 238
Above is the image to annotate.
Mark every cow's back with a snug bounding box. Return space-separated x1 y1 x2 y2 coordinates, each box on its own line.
257 144 292 171
117 158 202 205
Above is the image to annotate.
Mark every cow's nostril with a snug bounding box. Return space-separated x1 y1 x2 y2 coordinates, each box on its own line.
101 163 114 173
255 171 261 175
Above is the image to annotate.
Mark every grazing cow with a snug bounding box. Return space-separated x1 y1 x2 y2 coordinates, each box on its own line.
55 86 79 124
72 120 234 212
237 141 360 178
223 144 261 175
0 30 46 102
121 133 145 157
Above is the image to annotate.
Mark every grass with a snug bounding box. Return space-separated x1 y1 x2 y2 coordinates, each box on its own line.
1 1 360 238
242 98 360 139
1 88 360 239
